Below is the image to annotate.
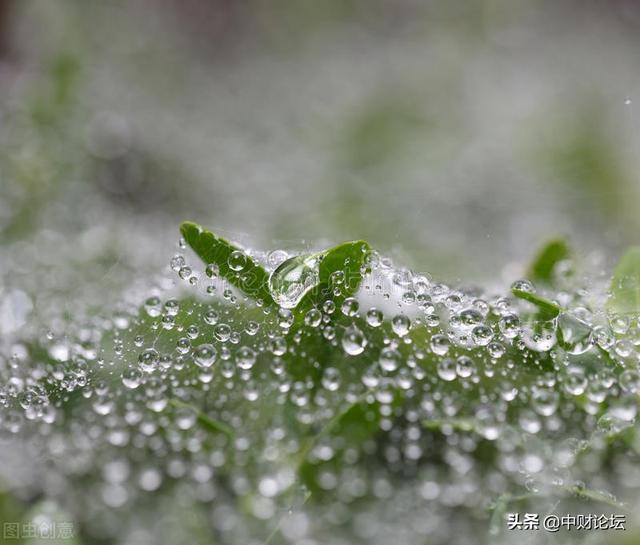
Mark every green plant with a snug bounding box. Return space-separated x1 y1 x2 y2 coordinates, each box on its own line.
1 224 639 545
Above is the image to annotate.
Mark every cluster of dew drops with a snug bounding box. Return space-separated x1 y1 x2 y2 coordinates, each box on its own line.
2 238 640 543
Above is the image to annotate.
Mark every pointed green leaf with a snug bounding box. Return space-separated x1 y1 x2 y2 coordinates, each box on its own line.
294 240 371 318
528 239 571 285
319 240 371 293
511 288 561 320
180 221 274 306
608 247 640 316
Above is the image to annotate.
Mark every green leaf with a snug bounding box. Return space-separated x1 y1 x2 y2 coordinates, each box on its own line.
608 247 640 316
511 288 561 320
180 221 274 306
318 240 371 292
528 239 571 285
293 240 371 318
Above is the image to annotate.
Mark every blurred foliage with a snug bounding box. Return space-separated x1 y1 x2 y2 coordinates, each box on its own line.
527 102 636 233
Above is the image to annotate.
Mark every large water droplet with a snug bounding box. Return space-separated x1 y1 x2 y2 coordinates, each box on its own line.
194 344 217 368
558 313 593 355
379 347 401 372
138 348 159 373
228 250 248 272
122 367 143 389
341 326 368 355
268 255 320 309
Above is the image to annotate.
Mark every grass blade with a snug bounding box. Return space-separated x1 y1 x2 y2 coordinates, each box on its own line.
180 221 274 306
528 239 571 285
511 288 561 320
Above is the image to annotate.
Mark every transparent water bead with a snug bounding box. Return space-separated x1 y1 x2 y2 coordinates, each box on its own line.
342 326 368 355
558 313 593 355
228 250 248 272
194 344 217 368
138 348 159 373
522 320 557 352
268 254 321 309
122 367 142 389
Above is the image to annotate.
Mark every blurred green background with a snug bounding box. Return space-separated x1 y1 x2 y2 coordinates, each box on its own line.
1 0 640 287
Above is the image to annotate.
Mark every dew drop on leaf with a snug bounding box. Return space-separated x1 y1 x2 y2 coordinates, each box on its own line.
194 344 217 368
341 325 368 355
228 250 248 272
268 255 320 309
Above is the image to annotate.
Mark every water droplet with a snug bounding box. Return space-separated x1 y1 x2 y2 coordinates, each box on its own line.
228 250 248 272
471 325 493 346
194 344 217 368
170 255 185 271
204 309 219 325
213 323 231 342
270 336 287 356
267 249 289 268
488 341 505 359
139 468 163 491
330 270 345 286
558 313 593 354
455 356 475 378
437 359 456 381
342 326 368 355
322 368 341 391
379 347 401 372
391 314 411 337
322 300 336 314
366 308 383 327
122 367 142 389
511 279 535 293
430 335 450 356
591 325 613 349
164 299 179 316
610 315 629 335
236 346 256 370
614 339 634 358
563 367 587 396
620 370 640 393
268 255 320 309
532 387 559 416
499 314 520 339
341 297 359 317
138 348 159 373
175 408 196 430
144 296 161 317
176 337 191 354
304 309 322 327
278 308 294 329
205 263 219 278
458 309 483 329
522 321 557 352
